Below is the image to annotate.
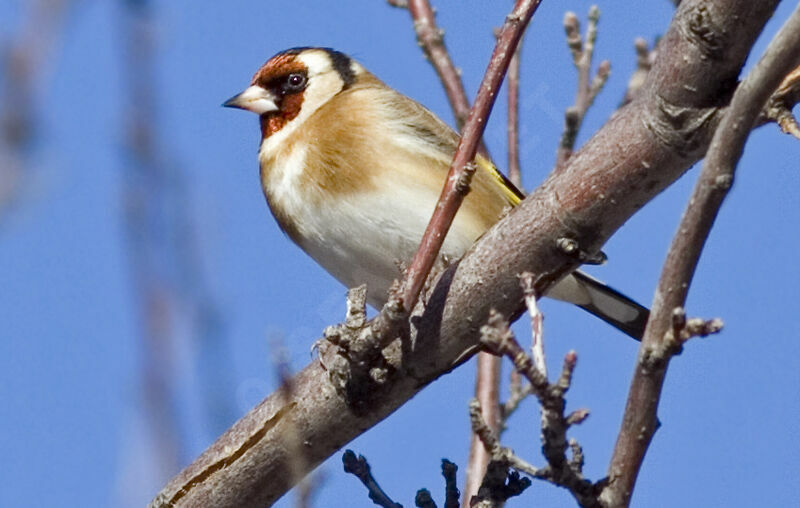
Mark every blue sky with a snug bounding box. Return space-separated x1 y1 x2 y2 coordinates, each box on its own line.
1 1 798 507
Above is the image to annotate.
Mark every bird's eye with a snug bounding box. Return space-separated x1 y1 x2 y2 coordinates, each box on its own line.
283 73 307 93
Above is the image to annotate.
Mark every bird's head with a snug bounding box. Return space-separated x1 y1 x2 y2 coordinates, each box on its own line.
223 47 360 141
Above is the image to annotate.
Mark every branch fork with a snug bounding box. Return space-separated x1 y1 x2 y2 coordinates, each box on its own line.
476 309 600 507
558 6 611 167
321 287 409 412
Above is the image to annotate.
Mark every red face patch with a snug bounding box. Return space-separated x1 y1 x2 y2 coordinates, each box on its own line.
251 53 308 138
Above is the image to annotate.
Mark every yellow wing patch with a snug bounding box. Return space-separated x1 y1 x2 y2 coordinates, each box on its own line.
474 153 524 207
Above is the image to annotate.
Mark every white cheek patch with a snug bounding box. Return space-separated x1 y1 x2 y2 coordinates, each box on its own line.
296 51 333 76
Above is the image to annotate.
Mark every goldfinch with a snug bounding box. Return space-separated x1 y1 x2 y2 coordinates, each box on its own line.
224 47 648 339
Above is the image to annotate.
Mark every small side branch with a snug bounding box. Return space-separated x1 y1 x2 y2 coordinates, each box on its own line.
343 450 403 508
479 311 599 507
620 37 656 106
499 372 532 427
322 286 409 411
506 34 524 188
393 0 479 140
521 272 546 376
441 459 460 508
557 6 611 167
762 63 800 139
468 399 536 507
463 350 502 503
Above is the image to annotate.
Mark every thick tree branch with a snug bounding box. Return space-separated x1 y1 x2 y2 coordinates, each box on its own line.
149 2 784 506
600 4 800 506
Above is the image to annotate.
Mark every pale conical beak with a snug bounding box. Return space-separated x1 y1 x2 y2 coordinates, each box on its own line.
223 85 279 115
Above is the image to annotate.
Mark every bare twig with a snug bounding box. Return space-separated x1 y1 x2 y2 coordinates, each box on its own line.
521 272 546 376
506 35 524 188
343 451 403 508
557 7 611 167
601 4 800 506
411 459 459 508
395 8 525 497
621 37 656 106
471 457 533 507
441 459 460 508
463 351 502 503
762 63 800 139
480 312 598 507
430 12 528 504
415 489 436 508
397 0 478 139
500 378 533 427
469 398 540 476
393 0 490 161
386 7 541 491
399 0 543 312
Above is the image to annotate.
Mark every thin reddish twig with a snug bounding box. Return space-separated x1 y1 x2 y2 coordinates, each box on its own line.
404 0 474 132
601 4 800 506
398 0 544 312
463 352 502 504
463 39 525 501
396 0 489 157
395 4 530 498
507 38 524 188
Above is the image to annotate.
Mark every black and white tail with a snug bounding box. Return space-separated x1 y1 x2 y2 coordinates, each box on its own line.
545 270 649 340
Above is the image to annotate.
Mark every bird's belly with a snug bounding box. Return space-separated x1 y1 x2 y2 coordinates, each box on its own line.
291 190 477 308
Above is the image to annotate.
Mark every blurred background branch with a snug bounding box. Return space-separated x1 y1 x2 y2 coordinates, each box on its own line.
0 0 73 226
118 0 236 497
